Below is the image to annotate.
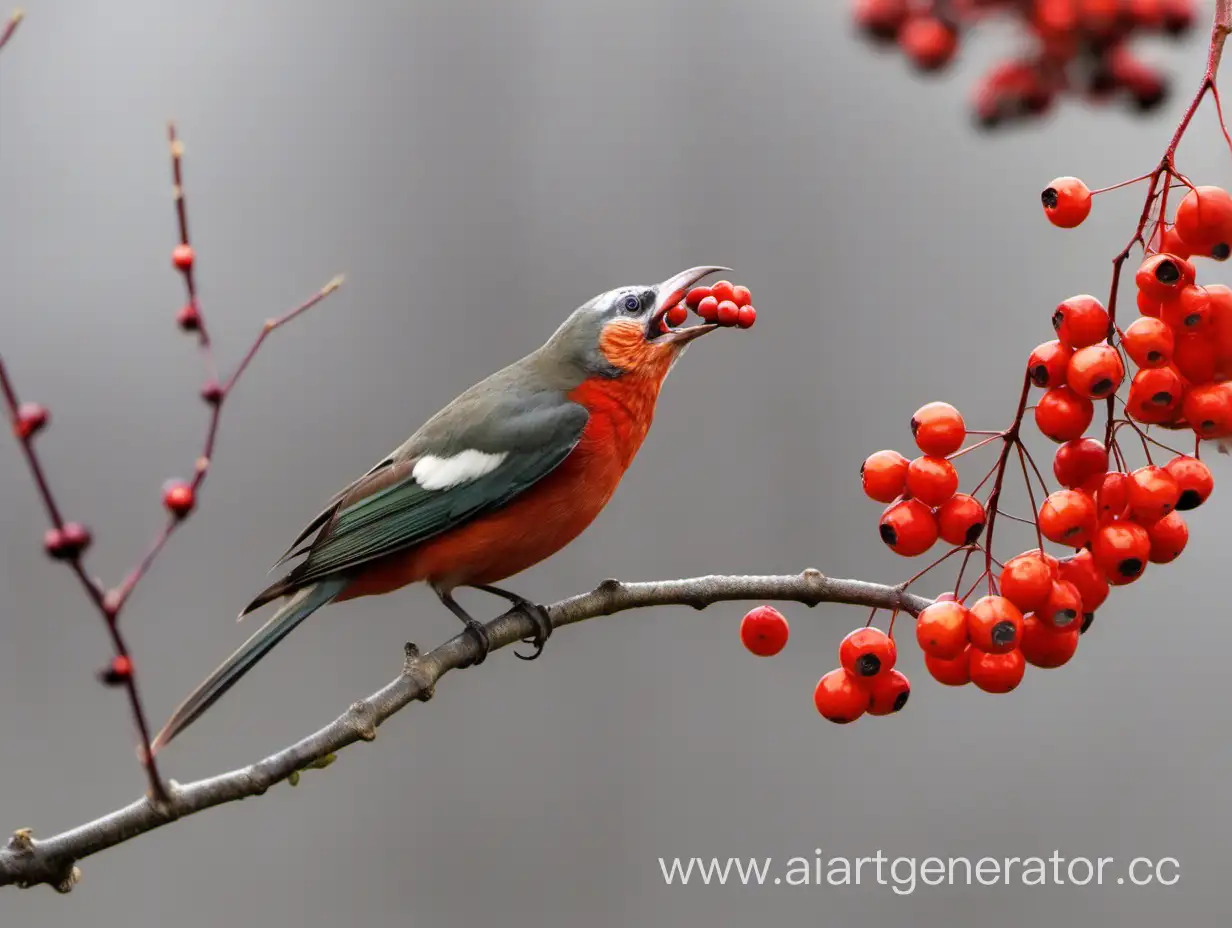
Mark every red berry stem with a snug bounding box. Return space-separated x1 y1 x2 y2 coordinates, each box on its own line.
0 8 21 55
977 371 1034 590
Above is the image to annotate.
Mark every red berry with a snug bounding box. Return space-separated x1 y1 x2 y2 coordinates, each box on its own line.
696 295 719 321
163 479 196 518
999 550 1057 613
1137 289 1162 318
99 654 134 686
899 14 958 71
905 455 959 506
865 669 911 716
1135 254 1189 301
854 0 908 40
710 280 735 304
967 595 1024 654
1161 285 1213 334
1127 465 1180 522
1057 548 1110 612
1164 454 1214 510
1093 521 1151 583
739 605 790 656
735 305 757 329
814 668 869 723
1042 177 1092 228
1094 471 1130 522
172 243 195 272
1052 294 1109 349
730 285 753 307
936 493 987 546
1122 316 1174 369
684 286 712 308
1146 510 1188 563
1020 614 1080 669
715 300 740 327
1173 185 1232 257
910 401 966 456
878 499 938 556
1038 579 1083 630
1052 438 1108 490
1172 333 1217 384
664 303 689 328
1066 344 1124 400
1182 382 1232 438
44 522 92 560
925 647 972 686
915 600 971 660
1028 340 1074 388
13 401 48 439
176 301 201 332
839 626 897 679
1035 386 1094 442
861 449 910 503
969 648 1026 693
1038 488 1098 547
1126 366 1185 423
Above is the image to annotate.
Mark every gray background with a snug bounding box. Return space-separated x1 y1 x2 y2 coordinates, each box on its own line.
1 1 1229 925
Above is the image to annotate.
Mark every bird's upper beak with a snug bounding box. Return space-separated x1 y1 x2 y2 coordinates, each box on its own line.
646 265 729 346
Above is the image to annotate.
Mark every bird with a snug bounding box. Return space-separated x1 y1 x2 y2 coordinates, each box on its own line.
150 265 731 753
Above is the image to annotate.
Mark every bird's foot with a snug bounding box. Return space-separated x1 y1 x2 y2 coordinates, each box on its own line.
463 619 491 666
514 602 553 661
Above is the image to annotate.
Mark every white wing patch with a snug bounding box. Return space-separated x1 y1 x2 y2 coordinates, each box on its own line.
412 450 507 491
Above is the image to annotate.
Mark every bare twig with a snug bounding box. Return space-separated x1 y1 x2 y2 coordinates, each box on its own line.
0 570 930 892
0 8 21 55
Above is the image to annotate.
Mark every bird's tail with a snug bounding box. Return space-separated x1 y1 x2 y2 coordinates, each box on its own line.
150 577 348 754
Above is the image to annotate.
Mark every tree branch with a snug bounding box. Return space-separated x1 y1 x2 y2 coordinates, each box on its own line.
0 570 930 892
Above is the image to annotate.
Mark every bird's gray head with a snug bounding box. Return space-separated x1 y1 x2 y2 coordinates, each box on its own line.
540 266 729 380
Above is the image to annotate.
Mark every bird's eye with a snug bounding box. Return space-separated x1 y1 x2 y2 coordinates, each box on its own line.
622 294 641 313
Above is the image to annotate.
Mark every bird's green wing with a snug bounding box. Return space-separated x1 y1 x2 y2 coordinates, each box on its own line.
284 397 589 585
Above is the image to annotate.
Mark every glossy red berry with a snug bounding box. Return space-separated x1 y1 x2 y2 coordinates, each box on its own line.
1057 548 1110 613
1028 340 1074 388
1122 316 1174 369
861 449 910 503
839 626 897 679
1172 333 1217 384
685 286 712 308
1094 471 1130 522
172 243 195 272
910 401 966 456
163 479 196 518
13 402 48 439
1145 510 1188 564
1164 455 1214 510
696 295 719 321
99 654 134 686
715 300 740 327
1052 294 1109 349
915 600 970 660
735 305 757 329
854 0 908 40
1173 185 1232 257
1126 366 1184 423
969 648 1026 694
44 522 92 560
739 605 790 656
1052 438 1108 490
905 455 959 506
925 647 972 686
709 280 735 304
1066 344 1124 400
1093 521 1151 583
1020 615 1080 669
1135 254 1189 301
1041 177 1092 228
936 493 986 546
879 500 939 557
1127 465 1180 522
999 550 1057 613
730 285 752 307
1037 488 1097 547
1161 285 1213 335
899 14 958 71
1038 579 1083 630
1035 386 1094 442
1182 382 1232 438
967 595 1024 654
865 669 911 716
814 669 869 724
664 303 689 328
1137 289 1162 318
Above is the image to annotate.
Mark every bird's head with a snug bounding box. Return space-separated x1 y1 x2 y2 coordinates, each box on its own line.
542 266 729 382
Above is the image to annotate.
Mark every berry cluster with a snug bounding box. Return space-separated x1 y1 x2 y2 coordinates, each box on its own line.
852 0 1198 129
663 279 757 331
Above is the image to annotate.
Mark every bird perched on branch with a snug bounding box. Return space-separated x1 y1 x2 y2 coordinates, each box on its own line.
152 266 731 752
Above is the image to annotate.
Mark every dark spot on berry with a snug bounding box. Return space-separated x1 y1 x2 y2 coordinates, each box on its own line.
910 417 920 436
1155 259 1180 284
1176 489 1203 510
855 653 881 677
1118 557 1144 578
1080 612 1096 634
879 524 898 546
1213 243 1231 261
1091 378 1114 396
1030 364 1050 387
1201 419 1217 433
1052 309 1065 330
1147 350 1162 362
991 620 1017 647
964 521 985 544
891 689 910 712
1054 608 1078 626
1151 391 1174 406
1041 187 1059 210
1185 313 1202 327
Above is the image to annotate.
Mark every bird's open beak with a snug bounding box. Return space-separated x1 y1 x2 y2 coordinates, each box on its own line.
647 265 730 345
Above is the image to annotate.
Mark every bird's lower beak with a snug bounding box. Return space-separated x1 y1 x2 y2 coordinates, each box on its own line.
647 265 729 345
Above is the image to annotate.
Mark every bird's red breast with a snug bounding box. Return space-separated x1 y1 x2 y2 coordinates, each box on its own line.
335 337 673 602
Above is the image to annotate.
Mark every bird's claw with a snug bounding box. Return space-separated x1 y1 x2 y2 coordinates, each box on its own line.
464 619 491 666
514 602 552 661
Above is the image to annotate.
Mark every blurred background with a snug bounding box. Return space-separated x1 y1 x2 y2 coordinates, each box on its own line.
1 1 1229 924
